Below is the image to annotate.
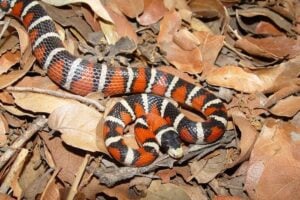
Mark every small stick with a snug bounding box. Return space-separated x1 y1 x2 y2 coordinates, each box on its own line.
0 116 48 170
6 86 105 111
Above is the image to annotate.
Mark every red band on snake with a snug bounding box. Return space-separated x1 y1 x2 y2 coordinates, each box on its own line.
1 0 228 167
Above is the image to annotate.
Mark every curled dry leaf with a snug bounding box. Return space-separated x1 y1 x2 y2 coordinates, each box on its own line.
141 180 191 200
206 65 288 93
173 28 199 51
0 51 21 75
42 0 113 23
38 131 85 184
235 36 300 59
0 53 34 90
9 19 30 55
189 0 228 33
0 113 9 135
193 31 225 66
113 0 144 18
158 11 203 73
137 0 167 26
255 21 284 36
270 96 300 117
229 113 258 168
48 104 106 153
102 6 138 45
188 150 229 184
236 8 293 35
245 119 300 199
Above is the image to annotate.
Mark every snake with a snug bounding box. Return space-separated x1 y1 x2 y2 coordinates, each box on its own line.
0 0 228 167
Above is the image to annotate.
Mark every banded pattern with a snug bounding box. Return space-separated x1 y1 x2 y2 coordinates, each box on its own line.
1 0 228 166
104 94 226 166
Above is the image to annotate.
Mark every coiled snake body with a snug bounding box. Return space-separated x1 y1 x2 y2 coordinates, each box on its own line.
0 0 227 166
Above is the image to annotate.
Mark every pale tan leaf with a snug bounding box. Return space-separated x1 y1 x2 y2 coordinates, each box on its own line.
48 104 105 153
206 65 286 93
137 0 167 26
0 54 34 90
41 0 113 23
113 0 144 18
270 96 300 117
245 119 300 199
12 91 81 114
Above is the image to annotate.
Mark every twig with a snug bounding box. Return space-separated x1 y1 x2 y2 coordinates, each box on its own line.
6 86 105 112
67 154 90 200
0 148 28 194
0 116 48 170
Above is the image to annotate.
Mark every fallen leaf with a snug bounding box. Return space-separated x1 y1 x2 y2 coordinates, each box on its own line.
235 36 300 59
270 96 300 117
255 21 284 36
42 0 113 23
48 104 105 153
236 8 293 35
157 11 203 73
245 119 300 200
229 113 258 167
0 51 21 75
0 52 34 90
206 64 297 93
141 180 191 200
113 0 144 18
189 150 228 183
137 0 167 26
189 0 228 32
39 131 85 184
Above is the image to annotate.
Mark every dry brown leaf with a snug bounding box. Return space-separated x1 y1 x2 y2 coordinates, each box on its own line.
48 104 104 153
173 28 199 51
270 96 300 117
42 0 113 23
19 146 47 199
0 52 34 90
206 65 288 93
236 8 293 35
102 6 138 45
113 0 144 18
0 113 8 138
141 180 191 200
39 131 85 184
194 31 225 65
9 19 30 55
158 11 203 73
40 170 62 200
245 119 300 200
229 113 258 168
137 0 167 26
12 90 81 114
214 196 243 200
235 36 300 59
0 51 21 75
0 91 14 104
81 6 101 32
189 150 229 183
189 0 228 32
11 76 85 114
255 21 284 36
156 169 176 183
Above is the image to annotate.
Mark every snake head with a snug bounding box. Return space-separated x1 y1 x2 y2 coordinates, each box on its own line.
159 128 183 159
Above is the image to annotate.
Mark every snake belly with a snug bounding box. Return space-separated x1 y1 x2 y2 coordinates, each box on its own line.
1 0 228 167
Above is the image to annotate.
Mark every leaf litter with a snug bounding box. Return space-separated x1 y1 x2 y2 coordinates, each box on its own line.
0 0 300 199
